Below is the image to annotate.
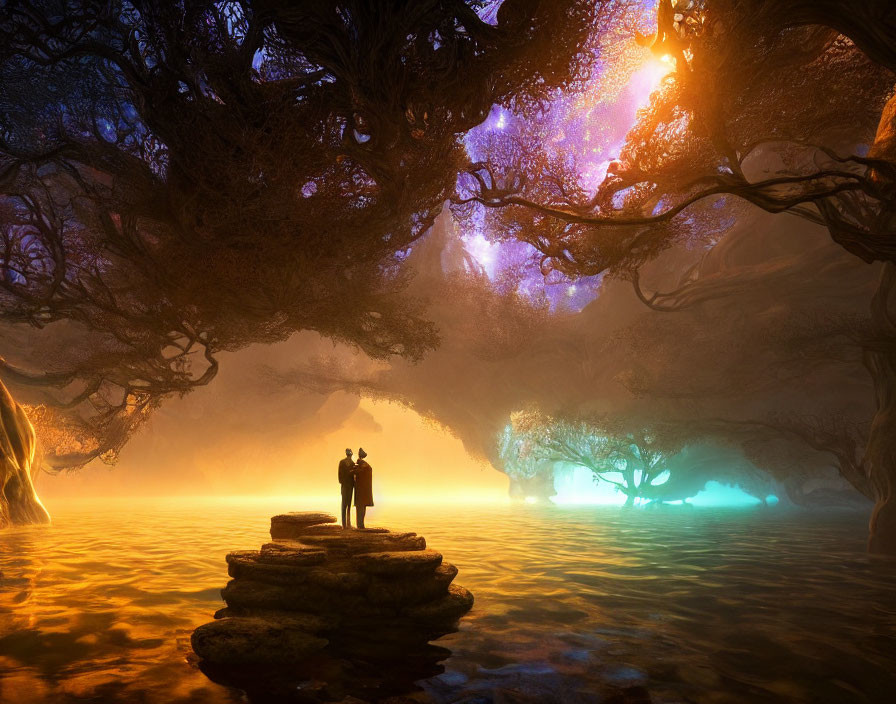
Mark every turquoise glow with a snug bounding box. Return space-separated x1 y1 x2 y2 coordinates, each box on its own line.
551 467 775 508
552 465 631 505
650 470 671 486
688 481 762 507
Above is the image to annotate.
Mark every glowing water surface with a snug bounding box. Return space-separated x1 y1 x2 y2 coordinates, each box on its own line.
1 499 894 703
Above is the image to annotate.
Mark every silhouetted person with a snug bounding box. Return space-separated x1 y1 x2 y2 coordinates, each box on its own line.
353 447 374 529
338 448 355 529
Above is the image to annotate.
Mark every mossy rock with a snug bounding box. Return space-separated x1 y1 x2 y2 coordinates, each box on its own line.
305 566 370 593
212 607 332 632
258 541 327 566
366 563 458 606
226 552 318 584
222 578 398 619
299 531 426 555
191 617 327 664
270 512 337 539
271 511 337 526
354 549 443 576
402 583 474 625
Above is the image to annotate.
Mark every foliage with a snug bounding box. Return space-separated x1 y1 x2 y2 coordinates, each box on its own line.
0 0 604 467
456 0 896 276
510 409 688 504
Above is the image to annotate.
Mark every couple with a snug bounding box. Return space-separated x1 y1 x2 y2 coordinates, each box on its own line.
337 448 373 529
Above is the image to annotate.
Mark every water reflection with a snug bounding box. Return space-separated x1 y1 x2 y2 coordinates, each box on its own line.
0 499 895 703
198 641 451 703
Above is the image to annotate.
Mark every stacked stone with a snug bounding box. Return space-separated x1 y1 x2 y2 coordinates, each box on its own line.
191 511 474 666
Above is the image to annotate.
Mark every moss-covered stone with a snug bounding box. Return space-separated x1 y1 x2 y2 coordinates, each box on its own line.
191 617 327 664
298 531 426 555
269 512 337 539
194 510 474 681
354 549 443 576
366 562 458 606
402 583 474 625
258 541 327 566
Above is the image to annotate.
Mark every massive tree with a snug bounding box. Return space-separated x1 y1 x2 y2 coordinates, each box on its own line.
456 1 896 553
0 0 605 522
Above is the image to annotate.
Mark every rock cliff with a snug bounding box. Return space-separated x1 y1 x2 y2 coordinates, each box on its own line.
0 380 50 529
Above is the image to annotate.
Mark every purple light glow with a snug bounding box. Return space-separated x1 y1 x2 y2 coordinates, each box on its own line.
457 10 672 312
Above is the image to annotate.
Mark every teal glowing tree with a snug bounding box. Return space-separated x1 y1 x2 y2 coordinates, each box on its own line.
512 410 687 506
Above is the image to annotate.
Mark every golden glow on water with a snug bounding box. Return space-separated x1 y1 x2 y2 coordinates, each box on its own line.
1 500 894 703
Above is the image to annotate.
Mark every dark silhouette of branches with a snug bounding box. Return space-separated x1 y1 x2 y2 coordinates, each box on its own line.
0 0 605 467
454 0 896 276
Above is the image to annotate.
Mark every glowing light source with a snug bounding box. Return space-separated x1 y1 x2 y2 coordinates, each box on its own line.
550 467 775 509
650 470 671 486
552 465 631 506
688 482 763 508
463 231 500 276
628 55 675 111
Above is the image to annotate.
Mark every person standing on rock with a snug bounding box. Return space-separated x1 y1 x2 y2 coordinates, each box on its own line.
353 447 374 529
338 448 355 529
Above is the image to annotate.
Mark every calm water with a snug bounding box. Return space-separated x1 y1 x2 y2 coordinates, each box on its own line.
1 499 895 703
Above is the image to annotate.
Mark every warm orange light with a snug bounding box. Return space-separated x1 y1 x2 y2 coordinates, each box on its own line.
629 54 675 111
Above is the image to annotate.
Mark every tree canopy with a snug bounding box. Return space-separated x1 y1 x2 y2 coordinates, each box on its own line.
0 0 604 467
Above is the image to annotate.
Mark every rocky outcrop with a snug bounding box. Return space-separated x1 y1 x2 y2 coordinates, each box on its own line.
192 511 474 702
0 380 51 529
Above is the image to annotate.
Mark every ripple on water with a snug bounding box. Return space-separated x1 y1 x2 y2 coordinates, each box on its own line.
0 500 894 703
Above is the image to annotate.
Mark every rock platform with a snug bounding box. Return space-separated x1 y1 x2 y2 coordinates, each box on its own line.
191 511 474 702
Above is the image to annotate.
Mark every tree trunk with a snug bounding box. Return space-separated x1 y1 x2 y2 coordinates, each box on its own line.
0 380 50 529
864 355 896 555
620 464 638 507
863 263 896 555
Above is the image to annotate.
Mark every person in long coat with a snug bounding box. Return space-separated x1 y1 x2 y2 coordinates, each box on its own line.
337 448 355 529
353 447 374 529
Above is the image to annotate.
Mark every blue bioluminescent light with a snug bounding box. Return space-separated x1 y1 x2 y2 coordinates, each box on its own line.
688 481 763 507
550 467 774 508
551 465 634 506
650 470 671 486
